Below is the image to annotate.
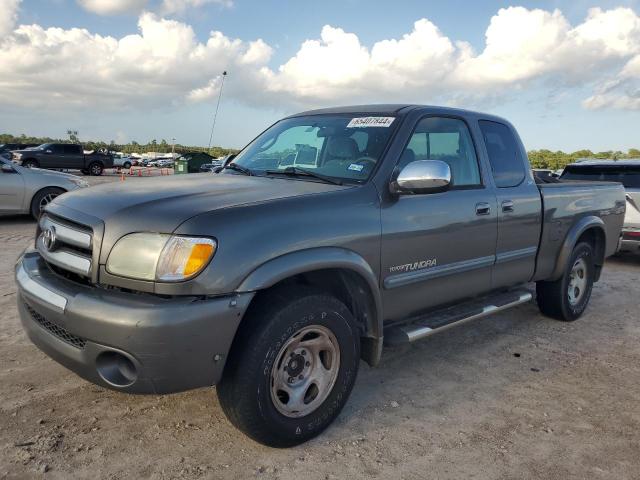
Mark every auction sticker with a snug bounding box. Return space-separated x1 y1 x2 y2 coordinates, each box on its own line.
346 117 395 128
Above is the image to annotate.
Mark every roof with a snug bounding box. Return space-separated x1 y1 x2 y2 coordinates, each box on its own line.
568 159 640 168
287 104 510 124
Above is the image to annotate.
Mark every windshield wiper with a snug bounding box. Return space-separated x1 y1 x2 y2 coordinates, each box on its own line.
264 166 343 185
222 163 253 176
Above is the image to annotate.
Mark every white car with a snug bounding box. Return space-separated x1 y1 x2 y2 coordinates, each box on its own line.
0 157 88 218
112 154 133 169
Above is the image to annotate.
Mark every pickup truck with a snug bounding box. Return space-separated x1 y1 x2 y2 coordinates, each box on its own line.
12 143 113 176
15 105 625 447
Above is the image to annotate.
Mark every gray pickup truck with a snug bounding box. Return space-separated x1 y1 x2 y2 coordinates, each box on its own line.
15 105 625 447
12 143 113 176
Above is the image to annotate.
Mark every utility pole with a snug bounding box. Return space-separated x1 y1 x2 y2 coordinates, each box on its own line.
171 137 176 156
207 71 227 155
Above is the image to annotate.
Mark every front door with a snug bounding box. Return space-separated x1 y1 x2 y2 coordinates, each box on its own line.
380 116 498 322
0 163 25 213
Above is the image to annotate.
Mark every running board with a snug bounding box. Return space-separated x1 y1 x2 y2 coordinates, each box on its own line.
384 290 533 346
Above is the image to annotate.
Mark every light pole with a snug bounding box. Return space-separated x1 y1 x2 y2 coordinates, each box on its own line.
207 71 227 155
171 137 176 156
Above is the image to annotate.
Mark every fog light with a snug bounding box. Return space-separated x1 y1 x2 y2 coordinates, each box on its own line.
96 351 137 387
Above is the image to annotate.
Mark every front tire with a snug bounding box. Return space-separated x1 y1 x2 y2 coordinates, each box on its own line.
536 241 595 321
217 288 360 447
30 187 64 219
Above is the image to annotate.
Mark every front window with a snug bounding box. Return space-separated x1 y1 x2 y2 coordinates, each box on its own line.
230 115 399 183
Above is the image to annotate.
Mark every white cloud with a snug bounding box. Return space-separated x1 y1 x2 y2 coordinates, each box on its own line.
77 0 148 16
160 0 233 15
0 0 21 38
1 6 639 112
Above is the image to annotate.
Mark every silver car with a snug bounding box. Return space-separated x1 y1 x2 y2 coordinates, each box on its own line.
561 160 640 252
0 157 88 218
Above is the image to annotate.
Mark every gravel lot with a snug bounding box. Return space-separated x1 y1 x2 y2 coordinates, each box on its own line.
1 175 639 479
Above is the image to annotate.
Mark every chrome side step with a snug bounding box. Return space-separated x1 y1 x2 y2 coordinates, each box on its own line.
385 290 533 346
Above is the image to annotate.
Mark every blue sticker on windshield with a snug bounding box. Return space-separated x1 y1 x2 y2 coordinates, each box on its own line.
348 164 364 172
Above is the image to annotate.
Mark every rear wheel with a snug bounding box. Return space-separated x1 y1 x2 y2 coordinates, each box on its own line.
30 187 64 219
123 161 131 169
88 162 103 176
22 159 38 169
536 241 595 321
217 288 360 447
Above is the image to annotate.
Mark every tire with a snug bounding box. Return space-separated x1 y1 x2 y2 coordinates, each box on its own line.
536 241 595 321
88 162 103 176
22 159 39 169
217 288 360 447
123 161 131 169
30 187 64 219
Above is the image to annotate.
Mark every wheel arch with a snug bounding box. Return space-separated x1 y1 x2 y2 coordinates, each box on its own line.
236 247 383 366
29 185 67 213
549 216 606 282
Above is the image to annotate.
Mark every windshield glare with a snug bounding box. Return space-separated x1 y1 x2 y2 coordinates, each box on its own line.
230 115 398 182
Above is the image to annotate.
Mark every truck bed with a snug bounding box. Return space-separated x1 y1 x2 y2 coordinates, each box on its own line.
534 181 626 281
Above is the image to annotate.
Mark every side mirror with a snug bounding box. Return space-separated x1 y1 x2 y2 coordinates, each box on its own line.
1 164 16 173
391 160 451 194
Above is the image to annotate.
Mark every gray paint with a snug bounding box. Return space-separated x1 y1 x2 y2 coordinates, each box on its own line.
15 104 626 394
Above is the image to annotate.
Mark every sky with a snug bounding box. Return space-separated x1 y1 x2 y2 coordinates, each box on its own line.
1 0 640 152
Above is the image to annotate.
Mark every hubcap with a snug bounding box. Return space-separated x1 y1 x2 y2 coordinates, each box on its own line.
568 257 588 306
39 193 59 212
270 325 340 418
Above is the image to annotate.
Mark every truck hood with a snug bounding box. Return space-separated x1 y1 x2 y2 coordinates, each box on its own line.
52 173 350 235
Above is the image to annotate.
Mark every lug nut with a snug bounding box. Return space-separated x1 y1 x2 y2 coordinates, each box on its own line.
305 361 310 367
288 377 294 383
301 350 306 356
298 375 303 380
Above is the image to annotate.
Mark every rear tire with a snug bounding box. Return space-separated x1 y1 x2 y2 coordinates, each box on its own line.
88 162 103 176
22 159 38 169
217 288 360 447
536 241 595 321
123 161 131 169
30 187 64 219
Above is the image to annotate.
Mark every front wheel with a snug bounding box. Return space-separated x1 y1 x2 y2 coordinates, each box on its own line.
217 289 360 447
30 187 64 219
536 241 595 321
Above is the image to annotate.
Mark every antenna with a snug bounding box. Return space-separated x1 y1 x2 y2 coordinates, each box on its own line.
207 71 227 154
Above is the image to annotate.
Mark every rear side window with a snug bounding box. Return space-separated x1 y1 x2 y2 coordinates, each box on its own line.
561 166 640 188
63 144 81 154
479 120 525 188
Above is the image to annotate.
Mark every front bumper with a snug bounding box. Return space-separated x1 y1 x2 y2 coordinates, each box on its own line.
15 251 254 394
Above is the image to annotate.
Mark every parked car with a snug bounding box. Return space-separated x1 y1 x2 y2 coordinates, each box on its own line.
533 168 559 182
156 158 174 168
173 151 218 173
0 157 88 218
112 154 133 169
12 143 114 176
561 160 639 252
0 143 38 160
15 105 624 447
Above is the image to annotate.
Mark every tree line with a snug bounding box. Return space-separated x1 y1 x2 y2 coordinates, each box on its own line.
2 133 639 169
0 133 238 158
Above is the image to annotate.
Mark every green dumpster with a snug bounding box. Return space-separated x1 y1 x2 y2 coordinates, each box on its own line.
173 152 217 174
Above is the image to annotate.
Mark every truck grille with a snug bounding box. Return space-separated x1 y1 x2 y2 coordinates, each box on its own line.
25 303 87 349
37 214 93 279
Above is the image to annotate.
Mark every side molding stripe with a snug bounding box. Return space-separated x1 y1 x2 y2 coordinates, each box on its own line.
495 246 538 264
384 255 495 289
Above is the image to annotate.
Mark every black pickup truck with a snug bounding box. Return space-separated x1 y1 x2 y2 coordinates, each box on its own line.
12 143 113 176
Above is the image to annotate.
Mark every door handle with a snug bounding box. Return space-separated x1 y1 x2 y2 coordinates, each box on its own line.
501 200 514 213
475 202 491 216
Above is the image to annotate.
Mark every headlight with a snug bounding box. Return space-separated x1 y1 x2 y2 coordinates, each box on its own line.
13 153 22 160
69 178 89 188
106 233 216 282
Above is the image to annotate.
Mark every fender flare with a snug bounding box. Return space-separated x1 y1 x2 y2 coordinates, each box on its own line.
236 247 384 363
549 215 606 281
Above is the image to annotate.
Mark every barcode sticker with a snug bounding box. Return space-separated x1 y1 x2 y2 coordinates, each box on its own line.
346 117 395 128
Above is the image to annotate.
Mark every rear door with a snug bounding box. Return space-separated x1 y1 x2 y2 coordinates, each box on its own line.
380 115 498 321
0 162 25 213
478 120 542 288
62 144 83 169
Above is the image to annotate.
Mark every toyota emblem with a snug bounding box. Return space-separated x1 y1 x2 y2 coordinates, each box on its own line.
42 226 57 251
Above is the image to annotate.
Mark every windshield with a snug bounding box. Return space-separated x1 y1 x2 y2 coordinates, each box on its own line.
230 114 398 183
561 165 640 188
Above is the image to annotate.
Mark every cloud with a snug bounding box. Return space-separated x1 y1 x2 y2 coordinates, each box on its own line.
160 0 233 15
77 0 148 16
1 6 639 112
0 0 21 38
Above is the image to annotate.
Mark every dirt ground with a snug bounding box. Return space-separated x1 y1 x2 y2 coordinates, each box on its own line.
1 175 639 479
